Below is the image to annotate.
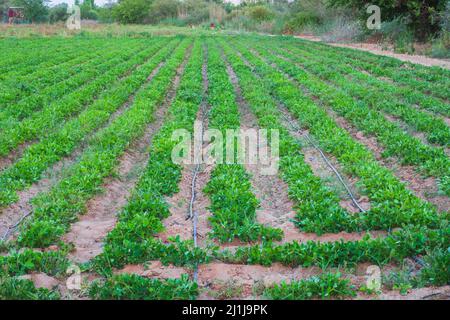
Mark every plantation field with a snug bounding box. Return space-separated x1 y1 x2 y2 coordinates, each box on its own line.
0 34 449 300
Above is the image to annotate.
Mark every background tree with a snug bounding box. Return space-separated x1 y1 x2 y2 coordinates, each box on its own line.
48 3 68 23
80 0 98 20
12 0 49 23
112 0 151 24
97 0 114 23
0 0 12 21
248 5 274 22
147 0 178 24
327 0 447 40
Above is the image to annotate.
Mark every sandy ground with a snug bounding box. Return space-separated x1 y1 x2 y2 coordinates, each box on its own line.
295 35 450 69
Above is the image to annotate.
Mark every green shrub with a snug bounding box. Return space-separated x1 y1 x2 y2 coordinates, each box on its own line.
264 273 356 300
249 5 274 22
431 31 450 58
89 274 198 300
417 248 450 286
284 12 322 33
0 277 59 300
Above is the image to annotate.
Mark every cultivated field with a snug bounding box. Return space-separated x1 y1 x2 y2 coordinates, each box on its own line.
0 34 449 300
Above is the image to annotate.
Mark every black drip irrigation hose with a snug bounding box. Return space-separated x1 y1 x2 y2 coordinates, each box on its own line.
281 113 367 213
188 46 209 284
1 211 32 241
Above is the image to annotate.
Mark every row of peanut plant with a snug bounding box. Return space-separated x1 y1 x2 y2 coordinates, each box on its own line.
0 38 176 208
238 38 450 196
288 37 450 100
279 38 449 117
0 38 195 300
89 40 208 299
225 38 445 233
0 38 91 81
274 43 450 145
15 38 192 248
0 39 117 107
0 39 147 132
203 39 282 243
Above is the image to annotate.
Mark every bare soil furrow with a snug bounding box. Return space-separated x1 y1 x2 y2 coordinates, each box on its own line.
222 45 378 244
115 261 190 279
197 262 319 299
0 141 33 172
277 104 371 214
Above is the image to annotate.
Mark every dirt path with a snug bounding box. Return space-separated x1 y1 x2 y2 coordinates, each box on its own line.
295 35 450 69
63 46 193 264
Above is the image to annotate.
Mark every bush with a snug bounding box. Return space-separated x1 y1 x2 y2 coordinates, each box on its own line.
112 0 151 24
378 17 415 54
97 6 114 23
431 2 450 58
284 12 322 33
328 0 447 40
248 5 274 22
431 32 450 58
320 15 363 43
147 0 178 24
48 3 69 23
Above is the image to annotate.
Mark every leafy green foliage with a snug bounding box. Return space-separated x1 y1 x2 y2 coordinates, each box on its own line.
221 225 449 269
417 248 450 286
17 38 191 247
264 273 355 300
0 249 69 277
327 0 447 40
226 36 447 234
93 40 212 275
0 277 59 300
205 40 282 243
89 273 198 300
112 0 151 24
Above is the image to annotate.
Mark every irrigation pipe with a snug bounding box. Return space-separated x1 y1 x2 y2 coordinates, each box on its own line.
281 113 366 213
188 47 209 284
1 211 32 241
